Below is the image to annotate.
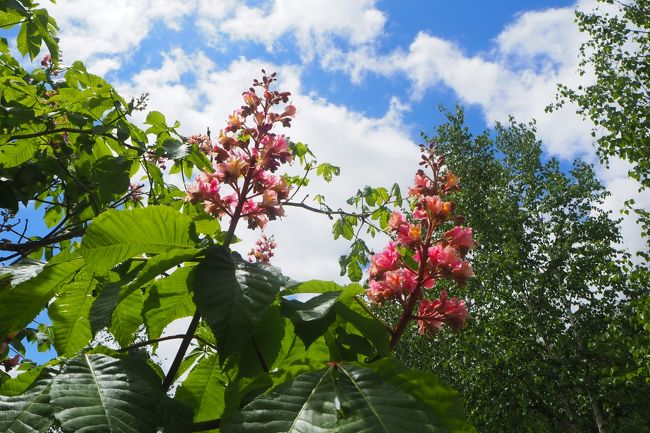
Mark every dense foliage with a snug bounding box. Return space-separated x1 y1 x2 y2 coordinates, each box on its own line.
0 2 478 432
551 0 649 188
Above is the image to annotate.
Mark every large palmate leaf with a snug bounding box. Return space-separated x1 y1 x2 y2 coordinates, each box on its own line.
49 271 97 355
0 254 84 341
280 291 340 348
193 246 283 362
143 266 196 341
89 261 145 336
0 368 56 433
80 206 197 273
175 354 227 423
223 359 469 433
109 285 145 348
368 358 476 433
50 353 165 433
120 248 198 299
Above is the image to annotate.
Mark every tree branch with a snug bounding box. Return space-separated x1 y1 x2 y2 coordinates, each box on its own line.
7 127 143 152
0 228 84 252
118 334 217 352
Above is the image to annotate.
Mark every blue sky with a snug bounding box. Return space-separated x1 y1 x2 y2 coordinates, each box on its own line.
8 0 648 365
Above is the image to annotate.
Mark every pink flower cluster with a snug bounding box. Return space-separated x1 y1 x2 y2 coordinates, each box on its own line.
186 72 296 230
367 150 474 335
416 291 468 335
248 234 277 263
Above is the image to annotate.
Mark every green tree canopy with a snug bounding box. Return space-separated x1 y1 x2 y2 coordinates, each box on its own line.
551 0 649 187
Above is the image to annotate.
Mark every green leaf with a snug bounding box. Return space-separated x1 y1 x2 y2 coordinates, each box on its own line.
223 362 457 433
143 266 196 341
90 156 131 204
193 246 282 363
50 353 164 433
284 280 344 295
49 272 97 355
175 354 227 423
0 180 18 212
334 300 390 359
280 291 340 348
109 284 145 348
0 142 38 168
80 206 197 273
16 19 41 60
0 367 56 432
238 305 286 377
121 248 197 300
31 8 58 63
0 255 84 341
368 358 476 433
89 262 145 335
0 365 44 397
145 111 167 130
316 163 340 182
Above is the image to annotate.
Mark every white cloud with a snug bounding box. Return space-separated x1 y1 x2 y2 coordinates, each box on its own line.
324 19 590 159
46 0 192 72
198 0 385 60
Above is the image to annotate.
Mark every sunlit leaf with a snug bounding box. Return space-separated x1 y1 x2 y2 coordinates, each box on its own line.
194 246 282 363
80 206 197 273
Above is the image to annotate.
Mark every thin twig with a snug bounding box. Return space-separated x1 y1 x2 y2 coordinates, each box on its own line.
0 228 84 252
118 334 217 352
7 127 142 152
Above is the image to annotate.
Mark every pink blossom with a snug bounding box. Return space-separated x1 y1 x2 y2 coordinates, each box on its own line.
40 54 52 68
421 195 453 220
413 207 428 220
388 210 406 231
243 91 259 107
218 130 238 151
366 280 394 304
242 200 268 229
417 291 468 335
369 242 400 278
445 226 475 251
417 299 445 335
215 156 247 183
383 268 418 296
270 177 290 200
248 234 277 263
427 245 461 269
260 135 292 171
261 189 279 207
225 112 243 132
444 171 460 191
397 223 421 245
188 134 212 154
409 170 432 197
282 104 297 117
1 354 20 372
450 261 475 286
